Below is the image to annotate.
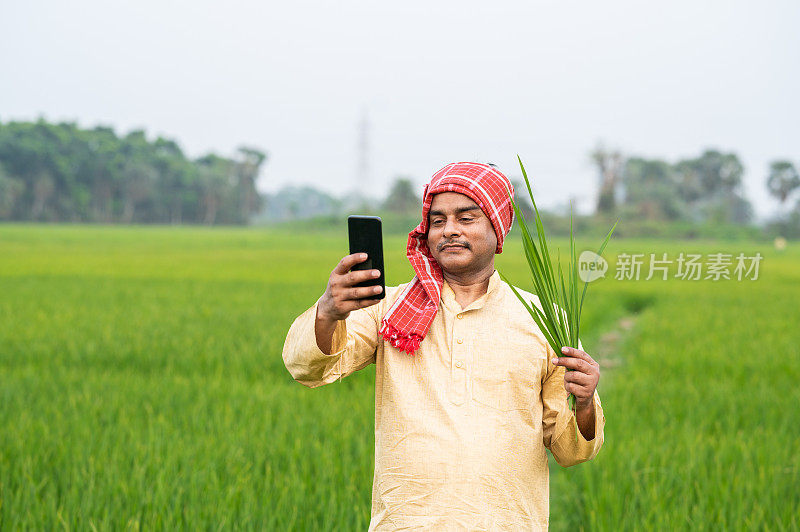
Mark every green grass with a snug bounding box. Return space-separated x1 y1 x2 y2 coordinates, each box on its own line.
0 224 798 530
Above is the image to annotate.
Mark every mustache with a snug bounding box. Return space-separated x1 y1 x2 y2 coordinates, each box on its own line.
439 241 470 251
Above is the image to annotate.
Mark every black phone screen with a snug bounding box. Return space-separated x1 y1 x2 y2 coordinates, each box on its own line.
348 215 385 300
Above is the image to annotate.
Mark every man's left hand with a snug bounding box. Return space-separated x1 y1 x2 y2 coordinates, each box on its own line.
551 346 600 410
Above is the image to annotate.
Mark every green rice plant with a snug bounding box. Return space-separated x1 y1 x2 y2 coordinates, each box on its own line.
500 155 617 429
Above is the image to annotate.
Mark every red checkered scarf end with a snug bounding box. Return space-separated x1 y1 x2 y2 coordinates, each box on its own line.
378 162 514 355
378 321 423 354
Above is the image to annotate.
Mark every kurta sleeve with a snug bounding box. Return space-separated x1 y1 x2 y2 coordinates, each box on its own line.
282 295 380 388
541 338 605 467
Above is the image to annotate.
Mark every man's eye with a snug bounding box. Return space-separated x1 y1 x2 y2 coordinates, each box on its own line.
431 219 444 226
460 217 474 222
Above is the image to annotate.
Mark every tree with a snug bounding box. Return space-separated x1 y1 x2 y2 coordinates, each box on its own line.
31 170 55 220
382 177 420 215
234 147 267 223
674 149 750 224
119 130 156 223
766 160 800 205
509 179 534 220
0 118 267 225
0 163 24 219
195 154 234 225
675 150 743 201
261 185 341 222
590 144 624 215
621 158 683 221
85 125 124 222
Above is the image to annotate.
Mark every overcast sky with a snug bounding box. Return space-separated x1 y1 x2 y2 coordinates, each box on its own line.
2 0 798 220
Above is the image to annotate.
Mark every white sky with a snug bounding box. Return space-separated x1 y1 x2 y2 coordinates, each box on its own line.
2 0 798 220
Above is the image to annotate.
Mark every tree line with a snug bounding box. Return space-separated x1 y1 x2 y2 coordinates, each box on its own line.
591 146 755 224
590 145 800 236
0 119 266 224
3 119 798 236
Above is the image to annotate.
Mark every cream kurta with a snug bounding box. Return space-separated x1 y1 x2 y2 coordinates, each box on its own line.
282 269 605 530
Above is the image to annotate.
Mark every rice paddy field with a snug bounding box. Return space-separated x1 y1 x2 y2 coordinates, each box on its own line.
0 224 798 530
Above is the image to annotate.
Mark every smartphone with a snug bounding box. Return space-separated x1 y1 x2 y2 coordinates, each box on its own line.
348 215 385 300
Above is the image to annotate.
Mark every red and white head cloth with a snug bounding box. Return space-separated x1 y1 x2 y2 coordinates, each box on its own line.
378 161 515 354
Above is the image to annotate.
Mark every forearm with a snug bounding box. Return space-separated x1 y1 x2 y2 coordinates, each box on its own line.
315 306 339 355
283 254 383 387
283 295 381 387
546 393 605 467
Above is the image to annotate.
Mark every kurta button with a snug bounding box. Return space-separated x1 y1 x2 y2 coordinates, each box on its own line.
456 338 463 344
457 313 463 319
455 360 463 368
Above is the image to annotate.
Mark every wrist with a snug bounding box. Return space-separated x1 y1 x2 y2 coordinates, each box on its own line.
576 394 595 411
316 301 337 323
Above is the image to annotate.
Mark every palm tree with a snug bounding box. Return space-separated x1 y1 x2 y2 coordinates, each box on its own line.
767 161 800 205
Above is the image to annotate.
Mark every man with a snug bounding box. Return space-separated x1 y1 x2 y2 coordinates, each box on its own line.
282 162 605 530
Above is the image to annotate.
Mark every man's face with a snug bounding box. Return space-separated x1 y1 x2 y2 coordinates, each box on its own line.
427 192 497 276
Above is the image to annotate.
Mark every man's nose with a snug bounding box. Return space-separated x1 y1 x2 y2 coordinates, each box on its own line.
443 217 461 237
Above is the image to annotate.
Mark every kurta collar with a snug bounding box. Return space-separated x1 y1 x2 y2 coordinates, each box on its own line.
440 269 501 313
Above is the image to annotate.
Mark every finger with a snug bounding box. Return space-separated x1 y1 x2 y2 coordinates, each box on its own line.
564 382 594 398
333 253 369 275
342 298 382 313
357 298 382 308
339 285 384 301
551 356 594 374
564 370 593 386
342 268 381 287
559 346 595 364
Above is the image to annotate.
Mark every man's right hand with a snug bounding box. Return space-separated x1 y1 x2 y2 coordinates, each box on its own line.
317 253 384 323
315 253 383 355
